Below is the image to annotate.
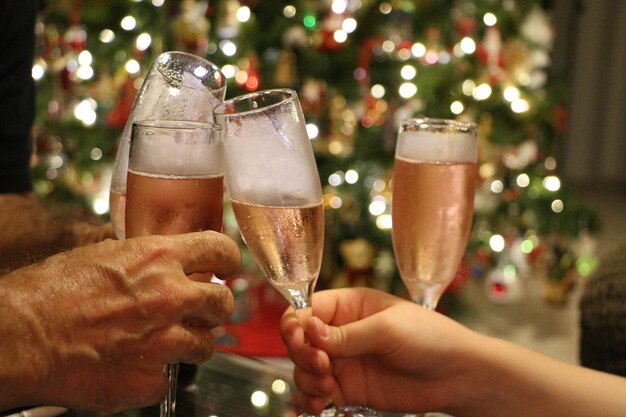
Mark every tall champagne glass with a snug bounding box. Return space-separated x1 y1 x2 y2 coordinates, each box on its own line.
391 118 477 310
214 89 378 417
125 120 223 417
110 51 226 239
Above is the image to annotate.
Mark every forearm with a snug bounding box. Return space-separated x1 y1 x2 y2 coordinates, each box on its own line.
454 335 626 417
0 272 51 410
0 194 112 271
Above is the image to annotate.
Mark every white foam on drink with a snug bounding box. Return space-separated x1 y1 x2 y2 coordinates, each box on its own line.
221 112 322 206
131 127 223 177
396 131 477 163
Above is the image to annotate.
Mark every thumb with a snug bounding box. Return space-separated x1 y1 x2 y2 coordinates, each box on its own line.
306 315 382 359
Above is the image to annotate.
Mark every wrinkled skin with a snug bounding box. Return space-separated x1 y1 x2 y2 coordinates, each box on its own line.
0 230 241 412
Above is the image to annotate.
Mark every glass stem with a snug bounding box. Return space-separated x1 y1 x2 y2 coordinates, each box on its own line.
160 363 178 417
410 283 446 310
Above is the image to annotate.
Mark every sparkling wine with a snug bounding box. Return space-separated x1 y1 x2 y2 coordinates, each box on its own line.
125 170 223 238
392 157 476 290
109 189 126 240
230 199 324 289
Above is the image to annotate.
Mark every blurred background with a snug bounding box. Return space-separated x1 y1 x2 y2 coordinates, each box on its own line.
29 0 625 363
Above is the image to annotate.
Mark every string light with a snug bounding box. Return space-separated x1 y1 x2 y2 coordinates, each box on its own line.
483 13 498 26
400 65 416 80
551 199 564 213
331 0 348 14
369 197 386 216
99 29 115 43
32 62 46 80
306 123 319 139
511 98 530 113
398 82 417 98
342 18 357 33
328 172 344 186
329 196 343 209
543 175 561 192
125 59 140 74
74 98 97 126
503 86 520 102
490 179 504 193
283 5 296 18
472 83 492 100
489 234 506 252
371 84 385 98
236 6 251 22
120 16 136 31
220 40 237 56
411 42 426 57
516 173 530 187
460 37 476 54
376 214 392 230
345 169 359 184
303 15 316 29
379 2 392 14
333 29 348 43
221 64 237 78
450 100 464 115
136 32 152 50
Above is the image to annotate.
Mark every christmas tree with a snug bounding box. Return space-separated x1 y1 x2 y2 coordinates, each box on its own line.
32 0 598 313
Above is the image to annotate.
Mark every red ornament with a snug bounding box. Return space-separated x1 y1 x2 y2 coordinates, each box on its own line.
106 79 136 130
489 281 507 300
456 16 477 36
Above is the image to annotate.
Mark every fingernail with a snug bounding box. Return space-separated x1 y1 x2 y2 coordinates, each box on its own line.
313 316 328 338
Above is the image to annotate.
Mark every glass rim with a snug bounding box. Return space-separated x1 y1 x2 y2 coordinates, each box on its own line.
401 117 476 133
153 51 225 90
132 120 222 132
213 88 297 117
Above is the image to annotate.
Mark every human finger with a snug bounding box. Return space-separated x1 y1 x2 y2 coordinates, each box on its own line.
305 312 392 359
293 366 336 398
183 282 234 328
281 308 331 374
158 325 217 365
169 231 242 279
310 288 400 327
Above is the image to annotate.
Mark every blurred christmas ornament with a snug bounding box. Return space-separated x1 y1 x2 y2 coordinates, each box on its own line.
172 0 210 51
273 49 298 87
216 0 240 38
537 234 580 304
372 249 395 291
521 6 554 50
106 78 136 129
300 78 327 116
485 260 523 303
316 12 344 52
333 238 376 288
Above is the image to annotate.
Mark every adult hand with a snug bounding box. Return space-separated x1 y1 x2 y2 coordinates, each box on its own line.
280 287 477 415
0 230 241 412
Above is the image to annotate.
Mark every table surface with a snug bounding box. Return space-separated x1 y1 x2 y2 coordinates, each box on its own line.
64 352 436 417
69 353 299 417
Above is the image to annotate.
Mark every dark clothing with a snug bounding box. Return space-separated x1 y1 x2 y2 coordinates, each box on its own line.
0 0 39 193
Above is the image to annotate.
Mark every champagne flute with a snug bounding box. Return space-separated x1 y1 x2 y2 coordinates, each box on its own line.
391 118 477 310
110 51 226 239
391 118 476 417
125 120 223 417
214 89 378 417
